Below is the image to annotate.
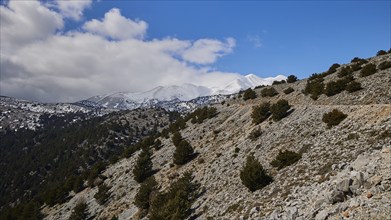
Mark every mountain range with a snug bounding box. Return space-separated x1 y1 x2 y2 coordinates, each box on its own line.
84 74 286 109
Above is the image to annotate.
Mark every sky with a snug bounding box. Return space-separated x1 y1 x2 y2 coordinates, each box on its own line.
0 0 390 102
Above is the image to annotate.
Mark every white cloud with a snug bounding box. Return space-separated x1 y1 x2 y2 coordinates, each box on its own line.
182 38 236 64
247 34 262 48
0 1 241 103
83 8 147 40
54 0 92 21
0 0 63 52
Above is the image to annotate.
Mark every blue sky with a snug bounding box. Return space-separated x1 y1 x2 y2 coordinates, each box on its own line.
82 0 391 78
1 0 390 102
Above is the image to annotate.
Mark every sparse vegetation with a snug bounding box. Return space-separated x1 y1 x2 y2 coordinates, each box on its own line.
188 106 218 124
243 88 257 100
322 109 347 128
324 77 353 96
327 63 340 75
360 63 377 77
286 75 298 83
271 150 302 170
240 155 273 192
283 87 294 94
351 57 368 64
251 102 271 124
270 99 291 121
261 87 278 97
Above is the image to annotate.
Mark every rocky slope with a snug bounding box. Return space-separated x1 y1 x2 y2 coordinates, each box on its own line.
43 53 391 220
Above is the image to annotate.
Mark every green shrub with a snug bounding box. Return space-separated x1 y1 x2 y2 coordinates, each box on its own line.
283 87 294 94
149 172 199 220
322 109 347 128
134 176 157 210
271 150 302 170
303 78 324 100
270 99 291 121
345 81 363 93
376 50 387 56
286 75 298 83
69 201 88 220
324 77 353 96
327 63 340 75
378 61 391 70
248 128 262 141
272 80 286 85
308 73 324 81
351 57 368 64
173 140 194 165
240 155 273 192
243 88 257 100
133 147 153 183
251 102 271 124
261 87 278 97
94 184 110 205
337 66 353 78
350 63 362 71
360 63 377 77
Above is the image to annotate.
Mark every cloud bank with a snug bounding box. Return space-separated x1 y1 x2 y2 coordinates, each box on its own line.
0 0 242 102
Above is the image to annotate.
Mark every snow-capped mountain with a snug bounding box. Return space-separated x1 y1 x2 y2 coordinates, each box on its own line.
82 74 286 111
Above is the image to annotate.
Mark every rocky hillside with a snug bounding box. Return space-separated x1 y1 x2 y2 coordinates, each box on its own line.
42 52 391 220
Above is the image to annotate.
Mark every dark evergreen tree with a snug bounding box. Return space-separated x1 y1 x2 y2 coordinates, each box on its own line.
133 147 153 183
69 201 88 220
149 172 199 220
173 140 194 165
94 184 110 205
134 176 157 210
240 155 273 192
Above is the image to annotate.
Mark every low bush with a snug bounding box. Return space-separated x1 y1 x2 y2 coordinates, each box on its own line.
376 50 387 56
248 128 262 141
322 109 347 128
360 63 377 77
271 150 302 170
283 87 294 94
324 77 353 96
251 102 271 124
327 63 340 75
286 75 298 83
94 184 110 205
69 201 88 220
337 66 353 78
351 57 368 64
345 81 363 93
243 88 257 100
378 61 391 70
240 155 273 192
272 80 286 85
303 78 324 100
261 87 278 97
270 99 291 121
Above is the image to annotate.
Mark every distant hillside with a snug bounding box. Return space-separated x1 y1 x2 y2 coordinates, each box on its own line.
1 51 390 220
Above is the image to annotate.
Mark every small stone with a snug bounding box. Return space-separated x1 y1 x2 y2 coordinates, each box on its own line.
368 175 382 186
315 209 329 220
337 179 352 193
366 191 373 198
342 211 349 218
286 206 298 220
